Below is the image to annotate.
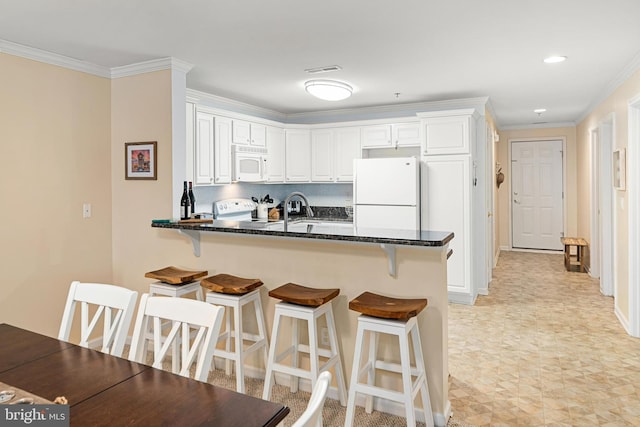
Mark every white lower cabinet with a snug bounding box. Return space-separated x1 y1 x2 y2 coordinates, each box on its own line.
285 129 311 182
421 156 472 302
266 126 285 183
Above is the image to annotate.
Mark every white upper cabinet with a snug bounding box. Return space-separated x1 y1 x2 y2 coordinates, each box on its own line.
266 126 285 183
361 122 421 149
420 110 477 155
311 129 334 182
334 127 361 182
232 120 266 147
194 111 215 185
214 116 232 184
285 129 311 182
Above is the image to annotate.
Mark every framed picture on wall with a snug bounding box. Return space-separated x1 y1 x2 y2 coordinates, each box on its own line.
125 141 157 180
613 148 626 190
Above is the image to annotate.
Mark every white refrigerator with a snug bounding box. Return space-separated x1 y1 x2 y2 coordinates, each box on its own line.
353 157 420 230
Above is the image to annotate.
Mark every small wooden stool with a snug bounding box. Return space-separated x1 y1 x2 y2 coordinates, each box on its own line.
144 267 208 373
262 283 348 407
345 292 434 427
561 237 588 272
201 273 269 394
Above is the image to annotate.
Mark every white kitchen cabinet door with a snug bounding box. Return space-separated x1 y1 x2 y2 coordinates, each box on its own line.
214 116 232 184
232 120 251 145
334 127 361 182
285 129 311 182
250 123 266 147
421 156 471 297
422 115 471 155
194 111 214 185
394 123 421 147
361 125 392 148
311 129 334 182
266 126 285 183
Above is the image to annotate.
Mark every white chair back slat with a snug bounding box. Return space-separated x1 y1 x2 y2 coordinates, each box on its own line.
58 281 138 357
292 371 332 427
129 294 224 382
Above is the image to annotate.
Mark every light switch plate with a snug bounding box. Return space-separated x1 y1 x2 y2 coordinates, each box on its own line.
83 203 91 218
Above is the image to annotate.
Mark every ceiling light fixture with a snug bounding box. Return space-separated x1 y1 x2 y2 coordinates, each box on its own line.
543 56 567 64
534 108 547 114
305 79 353 101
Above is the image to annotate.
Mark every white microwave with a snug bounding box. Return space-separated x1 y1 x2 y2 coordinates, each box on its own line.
233 145 268 182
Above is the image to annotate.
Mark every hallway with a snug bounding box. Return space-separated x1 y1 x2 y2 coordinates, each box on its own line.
449 251 640 426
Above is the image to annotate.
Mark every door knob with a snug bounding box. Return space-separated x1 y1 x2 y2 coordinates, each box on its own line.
514 200 521 204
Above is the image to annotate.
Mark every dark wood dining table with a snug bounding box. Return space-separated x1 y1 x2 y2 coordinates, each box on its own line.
0 323 289 426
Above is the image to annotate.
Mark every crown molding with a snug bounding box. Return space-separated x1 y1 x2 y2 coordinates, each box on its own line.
0 39 110 77
576 49 640 124
111 57 193 79
500 121 576 131
284 96 489 124
186 88 288 122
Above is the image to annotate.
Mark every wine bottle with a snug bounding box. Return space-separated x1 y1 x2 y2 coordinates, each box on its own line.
180 181 190 220
188 181 196 217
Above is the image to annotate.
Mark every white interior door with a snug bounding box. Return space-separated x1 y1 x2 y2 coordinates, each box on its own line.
511 140 563 250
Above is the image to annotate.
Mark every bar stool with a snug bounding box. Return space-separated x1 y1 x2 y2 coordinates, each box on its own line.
144 266 208 373
145 266 206 301
201 273 269 394
262 283 347 406
344 292 434 427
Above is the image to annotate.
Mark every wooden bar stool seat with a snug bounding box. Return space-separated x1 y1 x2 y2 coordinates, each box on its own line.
201 273 263 294
268 283 339 306
263 283 347 407
349 291 427 320
345 292 434 427
201 273 268 394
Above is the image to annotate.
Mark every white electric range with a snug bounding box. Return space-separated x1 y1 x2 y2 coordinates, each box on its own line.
213 198 256 221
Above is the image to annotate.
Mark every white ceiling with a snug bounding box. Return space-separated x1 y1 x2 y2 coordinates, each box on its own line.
1 0 639 128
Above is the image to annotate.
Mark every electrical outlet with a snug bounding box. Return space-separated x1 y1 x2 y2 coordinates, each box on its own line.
83 203 91 219
320 327 330 346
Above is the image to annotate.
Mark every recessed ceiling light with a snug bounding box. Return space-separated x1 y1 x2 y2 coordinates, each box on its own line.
305 80 353 101
534 108 547 113
544 56 567 64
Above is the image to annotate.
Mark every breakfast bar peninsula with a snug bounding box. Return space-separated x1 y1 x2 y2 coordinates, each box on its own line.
152 219 453 426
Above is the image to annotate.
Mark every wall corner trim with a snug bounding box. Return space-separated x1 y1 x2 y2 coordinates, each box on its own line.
111 57 194 79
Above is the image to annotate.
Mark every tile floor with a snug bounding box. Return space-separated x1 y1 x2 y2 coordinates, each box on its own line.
448 250 640 426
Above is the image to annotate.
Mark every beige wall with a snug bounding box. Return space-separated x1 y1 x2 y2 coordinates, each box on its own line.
0 54 112 336
110 70 198 294
575 67 640 322
495 126 577 250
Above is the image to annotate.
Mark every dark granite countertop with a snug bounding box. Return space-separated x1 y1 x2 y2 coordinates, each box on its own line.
151 217 454 248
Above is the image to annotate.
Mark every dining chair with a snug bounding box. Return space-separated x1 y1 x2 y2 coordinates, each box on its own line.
128 294 224 382
58 281 139 357
291 371 332 427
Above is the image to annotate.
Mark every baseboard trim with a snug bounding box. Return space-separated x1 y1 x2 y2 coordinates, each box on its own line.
615 305 631 335
448 291 477 305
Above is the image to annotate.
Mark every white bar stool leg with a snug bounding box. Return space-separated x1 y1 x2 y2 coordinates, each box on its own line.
262 309 282 401
324 304 347 406
345 319 366 427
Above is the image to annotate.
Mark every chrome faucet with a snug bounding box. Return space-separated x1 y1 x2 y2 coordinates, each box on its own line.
283 191 314 232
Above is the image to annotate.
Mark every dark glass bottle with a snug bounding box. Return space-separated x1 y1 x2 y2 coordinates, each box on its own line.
180 181 190 220
188 181 196 217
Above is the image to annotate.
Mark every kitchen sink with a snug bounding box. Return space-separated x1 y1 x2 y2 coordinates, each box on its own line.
264 220 353 234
